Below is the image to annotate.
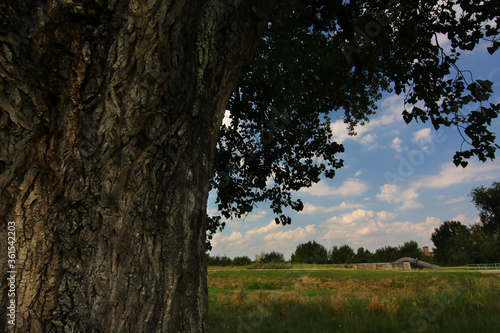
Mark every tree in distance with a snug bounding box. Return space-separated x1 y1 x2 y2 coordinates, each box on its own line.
353 247 374 264
431 220 473 266
1 0 499 331
470 182 500 234
469 182 500 262
431 182 500 266
232 256 253 266
291 240 328 264
330 244 355 264
258 251 286 264
374 245 401 263
398 240 424 259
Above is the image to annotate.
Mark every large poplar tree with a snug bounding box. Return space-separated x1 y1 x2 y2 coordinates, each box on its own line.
1 0 499 332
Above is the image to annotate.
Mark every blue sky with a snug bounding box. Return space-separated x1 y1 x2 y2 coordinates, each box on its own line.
208 38 500 261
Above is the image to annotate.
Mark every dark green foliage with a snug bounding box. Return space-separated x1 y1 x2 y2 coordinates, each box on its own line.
398 241 424 259
258 251 286 264
209 0 500 237
470 182 500 233
232 256 253 266
291 241 328 264
329 244 355 264
431 221 474 266
353 247 374 263
374 246 401 263
469 182 500 262
207 255 233 266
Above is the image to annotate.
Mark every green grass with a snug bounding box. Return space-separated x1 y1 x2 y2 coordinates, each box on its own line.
208 268 500 332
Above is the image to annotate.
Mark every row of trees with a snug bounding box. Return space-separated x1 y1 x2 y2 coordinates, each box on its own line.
207 251 287 266
207 240 432 266
431 182 500 266
291 240 433 264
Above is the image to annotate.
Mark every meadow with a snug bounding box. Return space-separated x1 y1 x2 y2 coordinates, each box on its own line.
208 266 500 333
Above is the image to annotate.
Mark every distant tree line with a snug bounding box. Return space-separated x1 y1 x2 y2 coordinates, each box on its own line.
289 240 430 265
206 254 253 266
206 240 430 266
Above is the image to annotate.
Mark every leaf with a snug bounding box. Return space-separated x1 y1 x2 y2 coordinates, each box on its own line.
487 41 500 55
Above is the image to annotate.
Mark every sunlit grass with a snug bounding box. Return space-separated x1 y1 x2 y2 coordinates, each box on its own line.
208 268 500 332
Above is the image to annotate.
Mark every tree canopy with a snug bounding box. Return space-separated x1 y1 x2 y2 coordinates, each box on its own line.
208 0 500 237
291 240 328 264
469 182 500 262
431 220 473 266
470 181 500 233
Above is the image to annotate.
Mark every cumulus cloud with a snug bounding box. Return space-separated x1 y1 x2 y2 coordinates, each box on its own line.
412 161 500 189
330 119 353 144
227 231 243 242
391 137 405 153
329 95 405 148
376 184 424 210
383 217 441 238
376 211 397 220
341 209 375 224
243 210 268 222
211 207 442 258
320 209 441 251
264 224 317 241
300 178 369 197
450 213 468 223
246 220 280 235
412 128 433 144
298 202 363 215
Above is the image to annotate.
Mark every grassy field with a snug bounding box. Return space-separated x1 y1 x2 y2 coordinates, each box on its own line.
208 267 500 332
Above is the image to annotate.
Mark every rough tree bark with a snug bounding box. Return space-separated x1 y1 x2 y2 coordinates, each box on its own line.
0 1 275 331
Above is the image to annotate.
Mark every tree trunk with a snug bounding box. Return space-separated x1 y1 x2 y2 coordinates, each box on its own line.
0 1 275 331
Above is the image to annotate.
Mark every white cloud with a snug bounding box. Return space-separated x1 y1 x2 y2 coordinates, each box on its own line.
300 178 369 197
359 133 378 150
227 231 243 242
391 137 405 153
412 161 500 189
246 220 280 235
243 210 268 222
450 213 467 223
330 119 352 144
320 210 442 252
412 128 433 144
354 169 364 177
341 209 375 224
372 95 405 127
298 202 363 215
376 184 424 210
329 94 405 148
383 217 441 238
432 33 452 53
442 197 466 205
376 211 397 221
210 231 246 249
264 224 317 241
